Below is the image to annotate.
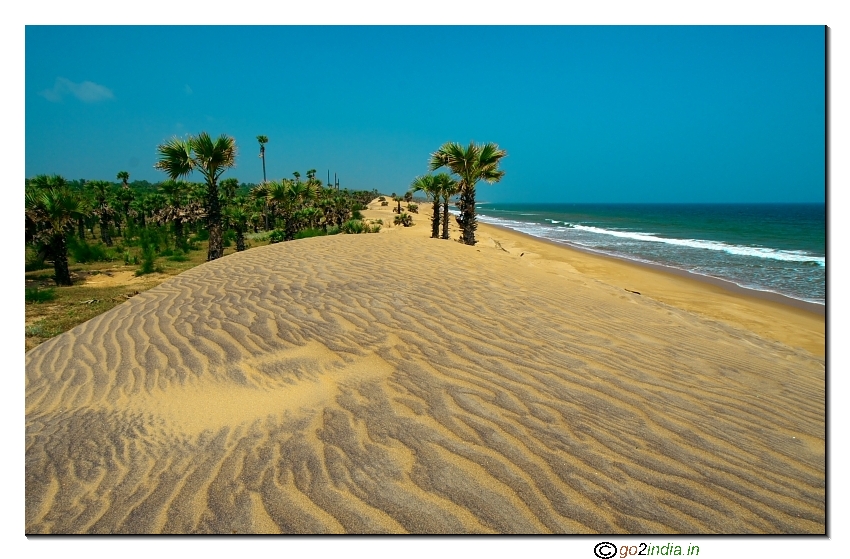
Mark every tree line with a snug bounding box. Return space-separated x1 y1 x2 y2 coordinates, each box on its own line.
26 131 379 286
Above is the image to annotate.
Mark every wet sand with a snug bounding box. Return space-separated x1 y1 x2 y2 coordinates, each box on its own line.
25 202 825 533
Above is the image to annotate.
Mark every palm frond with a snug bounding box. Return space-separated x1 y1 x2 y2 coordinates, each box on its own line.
154 137 194 180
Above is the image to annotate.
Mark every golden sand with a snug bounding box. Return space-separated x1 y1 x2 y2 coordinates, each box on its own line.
25 201 825 534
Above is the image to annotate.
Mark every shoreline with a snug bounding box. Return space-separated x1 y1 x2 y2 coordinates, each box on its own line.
479 220 825 316
467 221 824 358
362 201 823 357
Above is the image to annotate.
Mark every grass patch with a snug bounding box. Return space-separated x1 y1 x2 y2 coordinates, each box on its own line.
26 321 62 339
26 286 56 303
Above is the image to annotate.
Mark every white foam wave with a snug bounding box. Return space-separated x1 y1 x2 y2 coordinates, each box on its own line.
572 225 825 266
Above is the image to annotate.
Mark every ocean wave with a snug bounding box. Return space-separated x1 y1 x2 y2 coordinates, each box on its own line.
571 225 825 266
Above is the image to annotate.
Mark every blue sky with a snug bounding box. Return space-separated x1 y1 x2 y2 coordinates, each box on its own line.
26 25 824 203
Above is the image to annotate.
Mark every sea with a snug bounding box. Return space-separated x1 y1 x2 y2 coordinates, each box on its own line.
472 203 826 306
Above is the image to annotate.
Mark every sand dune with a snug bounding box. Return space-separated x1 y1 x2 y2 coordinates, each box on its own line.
25 222 824 533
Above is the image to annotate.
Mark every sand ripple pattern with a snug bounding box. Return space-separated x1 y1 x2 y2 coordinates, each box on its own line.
25 235 825 533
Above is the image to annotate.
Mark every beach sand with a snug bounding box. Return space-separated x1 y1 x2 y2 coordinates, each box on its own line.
25 201 825 534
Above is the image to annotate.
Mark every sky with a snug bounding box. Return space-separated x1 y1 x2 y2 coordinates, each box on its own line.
25 25 825 203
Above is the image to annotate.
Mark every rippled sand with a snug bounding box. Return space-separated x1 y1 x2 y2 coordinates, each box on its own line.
25 226 824 533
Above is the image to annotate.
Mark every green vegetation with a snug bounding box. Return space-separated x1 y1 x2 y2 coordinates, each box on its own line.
410 172 459 240
25 132 380 352
394 213 413 227
429 141 507 245
26 286 56 303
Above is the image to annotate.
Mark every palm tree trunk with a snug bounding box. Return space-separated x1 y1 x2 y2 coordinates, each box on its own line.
458 185 477 245
77 217 85 241
431 199 440 239
174 218 184 250
51 233 72 286
441 198 450 240
100 214 112 247
207 182 223 261
236 227 246 251
261 153 267 183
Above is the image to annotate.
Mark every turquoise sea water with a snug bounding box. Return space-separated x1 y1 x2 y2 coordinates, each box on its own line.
474 204 826 305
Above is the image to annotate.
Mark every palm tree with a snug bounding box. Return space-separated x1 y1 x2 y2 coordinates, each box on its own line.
225 196 250 251
293 171 301 183
410 175 440 239
26 177 83 286
115 171 134 234
250 182 271 231
87 180 115 246
434 173 459 240
267 179 316 240
155 132 237 261
157 179 201 249
257 135 268 183
429 141 506 246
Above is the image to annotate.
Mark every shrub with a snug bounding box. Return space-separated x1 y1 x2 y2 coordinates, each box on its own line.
394 213 413 227
193 228 210 242
26 286 56 303
407 203 419 214
378 196 386 202
380 201 389 206
294 228 327 239
326 225 341 236
351 209 364 220
341 219 366 234
268 229 286 243
136 229 162 275
369 224 382 233
68 238 112 263
167 254 189 262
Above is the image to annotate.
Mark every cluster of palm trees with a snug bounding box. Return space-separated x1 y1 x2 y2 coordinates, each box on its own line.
26 131 378 286
409 141 507 245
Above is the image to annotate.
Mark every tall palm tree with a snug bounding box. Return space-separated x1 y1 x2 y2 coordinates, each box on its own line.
117 171 130 187
155 132 237 261
293 171 301 183
26 178 83 286
434 173 460 240
257 135 268 183
410 174 440 239
429 141 506 246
